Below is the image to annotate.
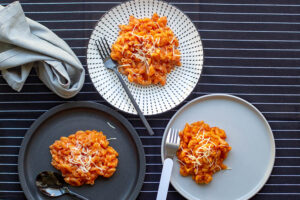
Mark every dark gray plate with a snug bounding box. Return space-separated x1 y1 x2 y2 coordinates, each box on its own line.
18 102 145 200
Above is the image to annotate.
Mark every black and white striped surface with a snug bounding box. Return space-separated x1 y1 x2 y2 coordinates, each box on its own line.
1 0 300 199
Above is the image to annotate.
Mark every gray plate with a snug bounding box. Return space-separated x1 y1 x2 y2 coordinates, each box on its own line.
18 102 145 200
161 94 275 200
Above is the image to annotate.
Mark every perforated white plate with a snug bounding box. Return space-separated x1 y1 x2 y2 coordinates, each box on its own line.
87 0 203 115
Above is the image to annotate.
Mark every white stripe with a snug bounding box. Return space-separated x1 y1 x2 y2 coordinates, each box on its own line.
53 29 93 31
205 65 300 69
25 10 106 14
144 145 161 147
203 38 300 42
205 56 300 60
0 101 299 106
2 128 300 131
195 92 300 96
271 175 300 176
140 191 177 192
40 27 300 34
276 157 300 158
194 20 300 25
266 184 300 186
143 155 299 158
64 54 300 60
0 119 35 121
60 37 300 43
0 182 19 184
204 47 300 52
128 118 300 123
38 19 98 22
8 2 300 7
0 164 17 166
199 29 300 33
202 74 300 78
199 83 300 87
258 193 300 195
141 182 300 185
70 47 87 49
0 136 24 138
64 37 300 43
144 172 300 176
23 10 300 16
50 28 300 34
0 110 47 112
0 101 71 104
0 145 20 148
147 163 300 168
0 91 95 95
14 2 120 4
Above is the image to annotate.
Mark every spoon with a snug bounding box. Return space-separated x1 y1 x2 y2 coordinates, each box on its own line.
36 171 89 200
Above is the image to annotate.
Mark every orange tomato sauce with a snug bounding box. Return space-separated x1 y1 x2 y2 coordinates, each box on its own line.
177 121 231 184
49 130 118 186
111 13 181 86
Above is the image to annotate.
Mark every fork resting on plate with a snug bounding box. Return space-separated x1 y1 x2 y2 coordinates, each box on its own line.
95 38 154 136
156 128 180 200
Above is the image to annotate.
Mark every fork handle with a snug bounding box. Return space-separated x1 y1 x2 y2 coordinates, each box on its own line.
112 68 154 136
156 158 173 200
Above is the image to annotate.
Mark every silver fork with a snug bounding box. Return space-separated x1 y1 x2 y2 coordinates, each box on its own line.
95 38 154 136
156 128 180 200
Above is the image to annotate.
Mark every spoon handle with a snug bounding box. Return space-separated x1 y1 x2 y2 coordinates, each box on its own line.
68 190 89 200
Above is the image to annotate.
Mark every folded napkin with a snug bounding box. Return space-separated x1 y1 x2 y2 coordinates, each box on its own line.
0 1 85 98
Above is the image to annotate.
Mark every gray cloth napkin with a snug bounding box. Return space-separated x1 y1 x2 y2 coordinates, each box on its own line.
0 1 85 98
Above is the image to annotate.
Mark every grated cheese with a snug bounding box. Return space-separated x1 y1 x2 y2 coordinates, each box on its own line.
67 140 105 174
181 130 226 173
107 138 117 141
107 122 116 129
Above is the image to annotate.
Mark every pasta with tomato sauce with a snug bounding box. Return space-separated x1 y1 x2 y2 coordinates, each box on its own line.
177 121 231 184
49 130 118 186
110 13 181 86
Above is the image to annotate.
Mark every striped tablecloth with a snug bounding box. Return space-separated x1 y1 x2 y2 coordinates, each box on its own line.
1 0 300 199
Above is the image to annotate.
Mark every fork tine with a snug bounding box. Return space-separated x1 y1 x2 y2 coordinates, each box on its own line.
170 128 174 143
97 39 108 58
95 40 105 60
173 129 177 144
172 129 176 144
176 129 180 144
104 38 111 51
166 128 172 143
99 38 110 57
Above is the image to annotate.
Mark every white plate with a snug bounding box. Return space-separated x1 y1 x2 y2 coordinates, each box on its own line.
87 0 203 115
161 94 275 200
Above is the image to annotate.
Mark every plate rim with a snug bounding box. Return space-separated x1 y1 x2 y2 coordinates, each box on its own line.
86 0 204 116
160 93 276 200
18 101 146 200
